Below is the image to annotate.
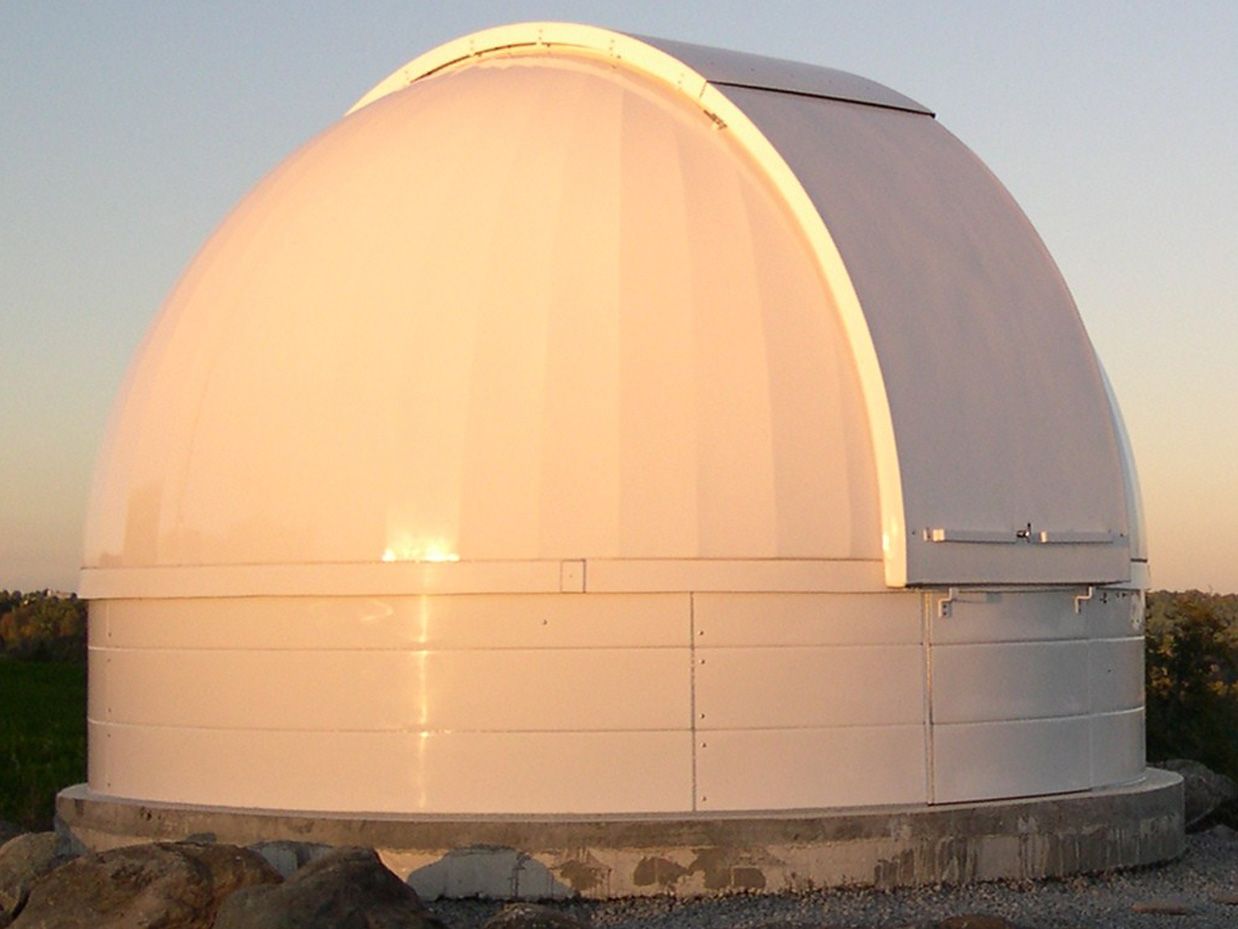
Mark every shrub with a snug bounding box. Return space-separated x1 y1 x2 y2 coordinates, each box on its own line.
1145 590 1238 782
0 590 86 662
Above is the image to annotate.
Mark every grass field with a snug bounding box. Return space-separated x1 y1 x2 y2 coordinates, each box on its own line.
0 657 86 830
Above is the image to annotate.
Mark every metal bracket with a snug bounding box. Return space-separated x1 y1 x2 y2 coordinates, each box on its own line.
1074 586 1095 614
938 587 959 618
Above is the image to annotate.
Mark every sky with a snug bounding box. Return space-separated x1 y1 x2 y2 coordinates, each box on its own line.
1 1 1235 594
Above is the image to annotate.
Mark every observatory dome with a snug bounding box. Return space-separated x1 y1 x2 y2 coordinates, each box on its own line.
81 24 1149 822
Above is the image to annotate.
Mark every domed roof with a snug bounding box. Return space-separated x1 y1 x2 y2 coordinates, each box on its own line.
82 23 1142 597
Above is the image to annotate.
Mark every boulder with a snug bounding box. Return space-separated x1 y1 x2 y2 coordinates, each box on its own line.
11 842 279 929
0 833 74 922
482 902 591 929
212 846 442 929
1160 759 1238 829
245 840 335 878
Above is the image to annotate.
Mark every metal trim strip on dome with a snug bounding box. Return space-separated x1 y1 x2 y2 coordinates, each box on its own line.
347 23 931 117
1097 358 1147 561
348 23 716 114
79 560 888 599
711 81 933 116
633 35 933 116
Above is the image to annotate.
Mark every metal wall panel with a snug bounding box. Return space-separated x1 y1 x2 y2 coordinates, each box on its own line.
1083 589 1145 639
89 723 694 814
927 588 1145 798
1090 708 1145 787
933 717 1090 803
583 560 884 593
696 726 926 810
696 645 923 729
92 647 690 732
931 642 1089 724
1088 638 1145 713
97 594 690 650
694 591 921 646
930 589 1086 644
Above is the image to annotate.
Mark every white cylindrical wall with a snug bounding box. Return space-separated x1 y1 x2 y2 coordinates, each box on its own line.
88 586 1144 813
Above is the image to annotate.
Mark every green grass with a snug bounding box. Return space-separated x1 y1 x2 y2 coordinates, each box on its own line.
0 657 86 831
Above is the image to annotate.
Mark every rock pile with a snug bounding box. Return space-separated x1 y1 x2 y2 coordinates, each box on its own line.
1160 758 1238 829
0 833 586 929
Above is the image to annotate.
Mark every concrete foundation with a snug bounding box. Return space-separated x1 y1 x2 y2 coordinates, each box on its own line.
56 769 1183 899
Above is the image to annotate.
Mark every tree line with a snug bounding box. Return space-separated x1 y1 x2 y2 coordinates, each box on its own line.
1145 589 1238 784
0 589 87 661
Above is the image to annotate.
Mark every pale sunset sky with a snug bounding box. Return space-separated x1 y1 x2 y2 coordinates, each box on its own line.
2 1 1235 593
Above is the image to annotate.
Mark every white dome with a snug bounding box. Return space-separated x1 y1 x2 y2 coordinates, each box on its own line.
81 24 1147 820
84 50 879 573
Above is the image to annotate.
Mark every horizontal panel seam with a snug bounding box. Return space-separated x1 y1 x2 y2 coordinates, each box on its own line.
89 719 697 735
88 645 692 654
933 711 1127 726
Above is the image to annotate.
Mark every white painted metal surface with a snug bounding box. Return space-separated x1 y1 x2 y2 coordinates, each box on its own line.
696 726 927 810
85 48 880 573
929 589 1145 802
718 85 1131 586
90 722 695 814
931 641 1091 723
88 594 691 650
934 716 1092 803
632 35 932 114
82 23 1149 816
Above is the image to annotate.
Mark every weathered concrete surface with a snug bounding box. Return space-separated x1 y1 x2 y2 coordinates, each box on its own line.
56 770 1184 899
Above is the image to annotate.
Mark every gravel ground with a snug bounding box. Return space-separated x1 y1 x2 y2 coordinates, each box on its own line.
426 830 1238 929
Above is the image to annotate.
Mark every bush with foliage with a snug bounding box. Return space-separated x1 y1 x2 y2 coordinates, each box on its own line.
0 590 89 828
1145 590 1238 784
0 589 87 662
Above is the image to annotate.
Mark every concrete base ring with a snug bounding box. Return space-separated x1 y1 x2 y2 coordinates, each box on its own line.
56 769 1183 899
